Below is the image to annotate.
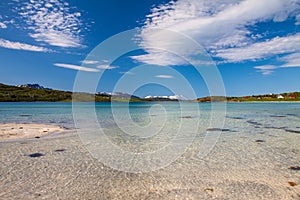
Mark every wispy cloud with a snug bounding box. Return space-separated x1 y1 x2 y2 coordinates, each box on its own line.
133 0 300 66
81 60 99 65
0 15 6 29
0 14 15 29
0 38 51 52
0 22 7 29
96 65 118 70
155 75 174 79
18 0 86 48
254 52 300 75
131 51 188 66
254 65 278 75
216 33 300 62
281 53 300 67
54 63 99 72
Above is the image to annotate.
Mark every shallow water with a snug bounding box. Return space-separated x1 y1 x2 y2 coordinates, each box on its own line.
0 102 299 199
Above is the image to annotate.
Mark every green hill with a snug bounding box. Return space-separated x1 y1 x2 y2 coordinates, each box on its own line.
0 83 112 102
1 83 299 102
0 83 71 102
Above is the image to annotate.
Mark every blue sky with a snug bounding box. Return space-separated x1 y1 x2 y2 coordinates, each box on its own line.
0 0 299 98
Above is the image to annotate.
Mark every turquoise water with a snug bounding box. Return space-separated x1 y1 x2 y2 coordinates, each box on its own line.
1 102 299 158
0 102 299 130
1 102 300 198
0 102 74 128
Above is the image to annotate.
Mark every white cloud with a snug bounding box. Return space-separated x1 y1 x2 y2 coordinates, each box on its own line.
18 0 85 48
81 60 99 65
54 63 99 72
254 52 300 75
96 65 118 70
254 65 278 75
133 0 300 66
281 53 300 67
101 59 110 63
0 22 7 29
216 33 300 62
131 51 188 66
155 75 174 79
45 3 53 8
0 38 50 52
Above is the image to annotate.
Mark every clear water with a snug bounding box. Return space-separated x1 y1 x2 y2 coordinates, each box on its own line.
0 102 299 199
0 102 299 131
1 101 299 171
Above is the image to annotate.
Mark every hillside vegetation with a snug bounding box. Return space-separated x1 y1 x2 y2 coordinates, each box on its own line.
0 83 112 102
1 83 299 102
197 93 300 102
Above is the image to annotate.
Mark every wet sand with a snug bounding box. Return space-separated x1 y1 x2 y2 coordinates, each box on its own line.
0 124 299 199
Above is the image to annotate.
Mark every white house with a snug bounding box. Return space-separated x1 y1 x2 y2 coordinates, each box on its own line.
277 95 284 99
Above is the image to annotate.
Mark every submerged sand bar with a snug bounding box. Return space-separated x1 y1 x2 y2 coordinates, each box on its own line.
0 123 66 140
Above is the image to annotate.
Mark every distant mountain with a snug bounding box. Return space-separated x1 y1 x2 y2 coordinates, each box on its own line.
96 92 140 100
144 95 186 100
17 83 52 90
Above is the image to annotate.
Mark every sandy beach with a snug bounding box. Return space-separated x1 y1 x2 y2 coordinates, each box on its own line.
0 122 299 199
0 123 66 140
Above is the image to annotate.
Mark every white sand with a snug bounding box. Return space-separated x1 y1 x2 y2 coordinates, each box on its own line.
0 123 66 140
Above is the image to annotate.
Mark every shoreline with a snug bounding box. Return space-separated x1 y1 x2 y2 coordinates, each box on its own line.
226 101 300 103
0 100 300 103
